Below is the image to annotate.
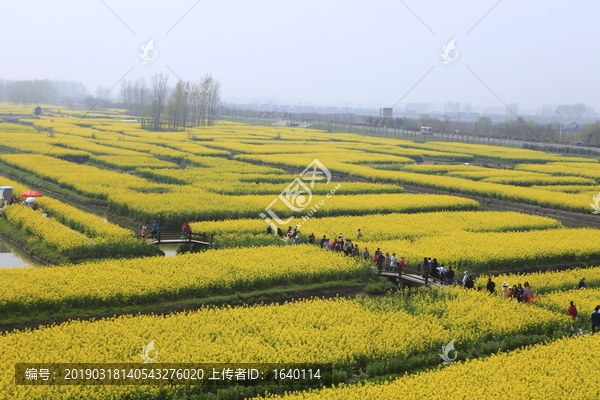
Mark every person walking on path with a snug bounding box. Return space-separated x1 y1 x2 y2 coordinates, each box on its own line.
181 222 190 237
343 240 353 256
523 282 533 303
464 275 475 289
566 301 578 318
308 233 315 244
431 259 439 278
502 282 510 299
578 278 586 289
151 220 159 236
438 264 447 282
352 245 359 257
446 266 455 285
486 277 496 294
592 306 600 333
377 253 385 273
362 247 370 260
516 283 524 302
356 228 363 238
320 235 327 248
398 257 405 276
462 271 470 287
421 257 431 285
390 253 397 273
140 226 147 239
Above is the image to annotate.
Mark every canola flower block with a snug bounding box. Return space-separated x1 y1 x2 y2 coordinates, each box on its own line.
109 134 231 156
0 245 368 315
35 197 133 239
402 164 496 175
57 138 149 156
0 123 39 134
0 293 567 400
2 195 158 260
185 155 286 174
234 152 414 169
546 161 600 170
529 185 600 193
0 299 441 399
357 288 568 341
108 191 478 227
0 154 164 200
268 333 600 400
537 288 600 318
481 175 597 186
376 228 600 272
192 211 562 244
89 155 178 170
350 144 474 163
135 168 404 195
516 163 600 181
94 138 191 160
446 169 547 180
159 140 232 156
405 141 595 163
0 136 91 160
230 157 597 213
480 266 600 295
3 205 90 254
199 181 404 196
136 168 295 185
338 163 594 213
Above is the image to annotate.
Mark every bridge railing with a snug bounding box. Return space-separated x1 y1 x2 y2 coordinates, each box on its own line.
378 264 447 287
135 230 215 244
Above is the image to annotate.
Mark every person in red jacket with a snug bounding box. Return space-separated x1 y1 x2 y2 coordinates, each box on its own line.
398 257 406 276
566 301 578 318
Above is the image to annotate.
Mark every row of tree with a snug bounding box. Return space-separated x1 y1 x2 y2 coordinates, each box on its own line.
0 79 88 105
404 114 600 144
538 103 596 119
119 73 221 131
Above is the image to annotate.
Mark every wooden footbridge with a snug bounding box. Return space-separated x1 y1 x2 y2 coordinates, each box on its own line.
377 265 446 288
136 231 215 246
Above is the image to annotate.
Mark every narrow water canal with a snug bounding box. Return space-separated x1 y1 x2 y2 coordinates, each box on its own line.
0 235 42 268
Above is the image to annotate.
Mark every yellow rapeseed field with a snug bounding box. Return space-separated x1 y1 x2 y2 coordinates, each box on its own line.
268 333 600 400
0 245 366 314
0 292 568 400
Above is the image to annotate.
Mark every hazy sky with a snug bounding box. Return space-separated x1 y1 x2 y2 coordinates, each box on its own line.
1 0 599 112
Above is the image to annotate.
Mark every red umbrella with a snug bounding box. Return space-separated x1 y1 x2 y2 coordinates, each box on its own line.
20 190 43 198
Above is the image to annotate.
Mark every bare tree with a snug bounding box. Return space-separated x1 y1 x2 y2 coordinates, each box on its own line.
149 73 169 131
117 73 220 131
165 80 190 131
